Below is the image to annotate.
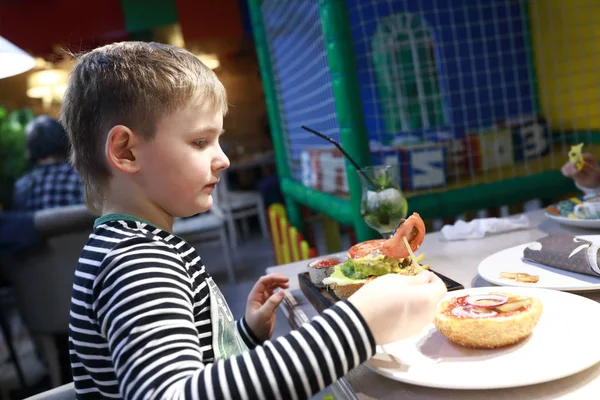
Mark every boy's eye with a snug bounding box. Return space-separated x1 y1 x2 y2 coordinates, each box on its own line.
194 140 209 148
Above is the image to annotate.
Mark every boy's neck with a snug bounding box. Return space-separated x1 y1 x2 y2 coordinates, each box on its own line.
102 180 174 232
102 204 174 233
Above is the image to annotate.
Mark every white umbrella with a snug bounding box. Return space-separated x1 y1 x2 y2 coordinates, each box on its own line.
0 36 35 79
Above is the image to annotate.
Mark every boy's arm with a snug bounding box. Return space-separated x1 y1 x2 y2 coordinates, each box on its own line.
95 237 375 400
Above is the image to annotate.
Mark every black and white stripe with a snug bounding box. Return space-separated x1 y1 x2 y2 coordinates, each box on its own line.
70 218 375 399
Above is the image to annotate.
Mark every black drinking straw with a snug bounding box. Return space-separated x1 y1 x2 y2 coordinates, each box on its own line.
301 125 378 189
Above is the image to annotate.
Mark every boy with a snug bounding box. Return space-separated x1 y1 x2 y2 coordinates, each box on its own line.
63 42 447 399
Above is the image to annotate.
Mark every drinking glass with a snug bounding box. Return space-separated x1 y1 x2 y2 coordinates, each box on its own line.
358 164 408 238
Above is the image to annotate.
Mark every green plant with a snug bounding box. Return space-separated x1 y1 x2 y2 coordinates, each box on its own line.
0 106 35 208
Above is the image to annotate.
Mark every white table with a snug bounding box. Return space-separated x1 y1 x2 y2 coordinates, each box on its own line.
266 209 600 399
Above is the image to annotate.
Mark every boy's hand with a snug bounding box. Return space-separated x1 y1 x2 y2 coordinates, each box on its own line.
245 273 290 342
561 153 600 189
348 271 447 345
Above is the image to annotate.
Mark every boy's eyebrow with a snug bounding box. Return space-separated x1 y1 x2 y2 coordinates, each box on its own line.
191 127 225 136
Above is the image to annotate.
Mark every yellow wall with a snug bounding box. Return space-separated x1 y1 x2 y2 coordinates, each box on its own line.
530 0 600 130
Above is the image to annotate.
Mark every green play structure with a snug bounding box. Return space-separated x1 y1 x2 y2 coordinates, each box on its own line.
249 0 587 242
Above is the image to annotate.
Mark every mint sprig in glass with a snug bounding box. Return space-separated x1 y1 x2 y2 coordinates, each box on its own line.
359 165 408 238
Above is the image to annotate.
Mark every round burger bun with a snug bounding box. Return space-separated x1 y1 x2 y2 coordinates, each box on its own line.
433 294 543 349
328 281 365 299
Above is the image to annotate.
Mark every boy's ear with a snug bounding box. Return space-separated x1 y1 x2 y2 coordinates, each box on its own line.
105 125 140 174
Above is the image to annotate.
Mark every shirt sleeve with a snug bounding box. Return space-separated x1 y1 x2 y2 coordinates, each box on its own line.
94 236 375 400
236 317 260 348
576 182 600 198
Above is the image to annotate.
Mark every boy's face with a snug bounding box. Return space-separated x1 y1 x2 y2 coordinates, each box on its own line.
136 101 229 218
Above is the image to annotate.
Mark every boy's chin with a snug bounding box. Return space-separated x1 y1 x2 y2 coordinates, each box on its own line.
192 195 214 214
172 194 214 218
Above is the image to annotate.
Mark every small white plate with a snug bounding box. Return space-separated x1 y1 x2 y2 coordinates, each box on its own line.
478 235 600 291
366 287 600 389
545 212 600 229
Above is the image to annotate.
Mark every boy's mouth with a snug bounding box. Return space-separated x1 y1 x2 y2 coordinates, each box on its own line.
204 179 219 190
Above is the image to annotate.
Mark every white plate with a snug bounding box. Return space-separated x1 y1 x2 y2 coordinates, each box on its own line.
478 235 600 291
545 212 600 229
366 286 600 389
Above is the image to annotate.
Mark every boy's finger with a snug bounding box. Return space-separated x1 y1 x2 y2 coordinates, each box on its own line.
581 164 593 174
264 273 289 284
582 153 596 162
273 281 290 289
415 270 435 282
259 290 285 316
583 160 599 171
402 271 432 285
251 274 281 293
256 274 289 290
562 163 577 177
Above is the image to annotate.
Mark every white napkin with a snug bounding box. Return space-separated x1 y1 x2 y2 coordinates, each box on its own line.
440 215 531 241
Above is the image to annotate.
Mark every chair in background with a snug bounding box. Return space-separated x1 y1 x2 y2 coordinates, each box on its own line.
268 203 317 265
0 210 40 393
0 284 28 398
0 205 95 389
172 188 235 283
217 172 269 253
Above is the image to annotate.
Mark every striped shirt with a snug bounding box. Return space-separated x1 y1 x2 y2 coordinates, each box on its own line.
69 214 375 399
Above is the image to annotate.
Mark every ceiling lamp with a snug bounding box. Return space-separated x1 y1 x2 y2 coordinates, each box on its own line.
26 68 69 109
0 36 36 79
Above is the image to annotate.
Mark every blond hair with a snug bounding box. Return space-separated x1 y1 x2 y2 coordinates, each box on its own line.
60 41 228 212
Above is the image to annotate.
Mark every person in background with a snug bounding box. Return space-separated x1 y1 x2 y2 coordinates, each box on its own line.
561 152 600 197
12 115 84 211
9 115 84 385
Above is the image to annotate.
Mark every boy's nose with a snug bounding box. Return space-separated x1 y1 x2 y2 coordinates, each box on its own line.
214 149 230 171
